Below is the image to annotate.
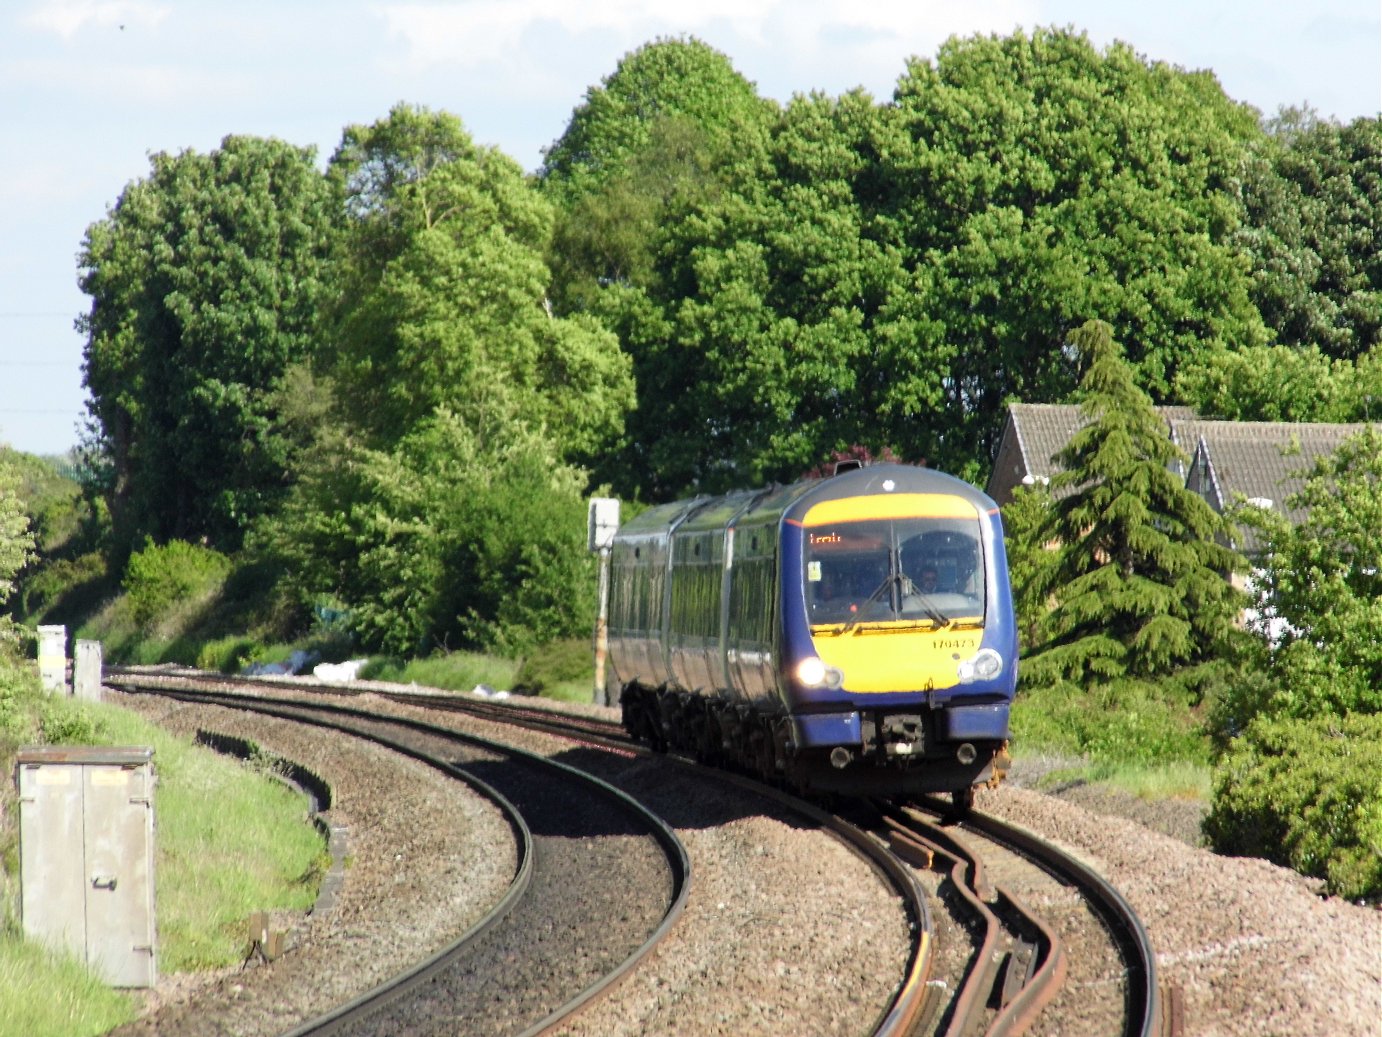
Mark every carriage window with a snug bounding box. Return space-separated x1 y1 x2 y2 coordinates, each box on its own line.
805 518 984 627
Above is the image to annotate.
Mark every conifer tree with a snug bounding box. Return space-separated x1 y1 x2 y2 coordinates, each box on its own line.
1026 320 1246 684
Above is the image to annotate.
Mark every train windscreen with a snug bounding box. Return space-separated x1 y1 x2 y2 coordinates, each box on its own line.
804 518 984 628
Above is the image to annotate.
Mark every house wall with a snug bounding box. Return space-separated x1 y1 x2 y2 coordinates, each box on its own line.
986 414 1027 507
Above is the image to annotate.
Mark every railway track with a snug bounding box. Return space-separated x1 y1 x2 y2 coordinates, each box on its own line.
403 681 1173 1035
111 677 688 1036
107 669 1170 1036
867 798 1171 1037
108 670 934 1035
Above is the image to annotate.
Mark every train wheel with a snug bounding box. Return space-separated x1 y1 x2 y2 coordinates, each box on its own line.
951 786 976 815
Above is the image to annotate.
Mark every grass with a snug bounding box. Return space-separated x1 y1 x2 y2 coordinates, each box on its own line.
361 651 519 692
0 685 327 1034
541 678 602 704
0 938 136 1037
86 703 327 971
1010 679 1214 805
1029 759 1212 802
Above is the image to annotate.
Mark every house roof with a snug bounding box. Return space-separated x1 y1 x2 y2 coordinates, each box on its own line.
1184 421 1371 523
986 403 1375 547
988 402 1197 500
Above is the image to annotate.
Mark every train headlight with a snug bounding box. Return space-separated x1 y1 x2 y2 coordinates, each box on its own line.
957 648 1003 684
796 657 845 689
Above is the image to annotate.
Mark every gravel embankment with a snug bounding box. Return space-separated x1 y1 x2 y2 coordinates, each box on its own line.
113 689 1381 1037
107 691 517 1036
988 757 1381 1037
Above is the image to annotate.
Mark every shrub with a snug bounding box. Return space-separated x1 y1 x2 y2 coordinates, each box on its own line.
1011 676 1211 767
122 540 231 630
513 639 593 695
15 551 112 625
1204 713 1382 900
253 410 597 657
195 636 261 673
0 654 43 755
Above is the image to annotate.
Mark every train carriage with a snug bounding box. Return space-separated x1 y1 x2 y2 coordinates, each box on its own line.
608 463 1017 805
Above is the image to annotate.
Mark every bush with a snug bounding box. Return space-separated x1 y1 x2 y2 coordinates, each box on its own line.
1011 677 1211 767
1204 713 1382 900
253 411 597 658
15 551 112 625
195 636 262 673
0 654 43 756
513 639 593 695
122 540 231 630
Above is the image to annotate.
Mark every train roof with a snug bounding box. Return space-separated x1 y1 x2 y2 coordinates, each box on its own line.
614 464 995 541
781 463 995 521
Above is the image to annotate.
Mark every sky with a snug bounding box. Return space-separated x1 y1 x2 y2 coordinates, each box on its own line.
1 1 1379 458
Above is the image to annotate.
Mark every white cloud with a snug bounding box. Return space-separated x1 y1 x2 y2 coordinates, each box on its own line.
371 0 1036 79
22 0 170 40
4 54 235 109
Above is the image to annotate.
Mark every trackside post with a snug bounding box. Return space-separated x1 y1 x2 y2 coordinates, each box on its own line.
588 497 620 705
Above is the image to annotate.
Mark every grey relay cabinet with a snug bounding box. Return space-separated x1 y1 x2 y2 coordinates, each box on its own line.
16 746 157 987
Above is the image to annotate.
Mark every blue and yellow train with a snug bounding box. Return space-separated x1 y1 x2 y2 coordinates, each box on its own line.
607 462 1017 808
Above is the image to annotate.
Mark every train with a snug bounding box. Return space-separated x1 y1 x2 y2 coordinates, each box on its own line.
605 461 1017 809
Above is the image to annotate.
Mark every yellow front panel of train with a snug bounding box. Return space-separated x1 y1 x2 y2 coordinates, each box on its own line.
803 491 985 693
802 493 981 525
811 626 982 693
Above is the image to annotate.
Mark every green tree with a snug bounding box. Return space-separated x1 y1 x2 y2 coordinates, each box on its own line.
78 135 337 553
325 104 633 460
595 28 1274 499
1219 428 1382 729
545 113 732 315
883 27 1269 466
0 460 36 609
1025 321 1247 684
1000 482 1059 648
1179 113 1382 424
540 36 775 199
539 35 777 315
596 87 924 496
1235 111 1382 361
253 404 594 655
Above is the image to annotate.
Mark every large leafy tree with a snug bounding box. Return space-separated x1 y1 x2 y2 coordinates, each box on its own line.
1024 321 1246 684
594 28 1275 500
1175 342 1382 423
252 105 632 652
540 35 775 200
1236 111 1382 361
618 88 919 494
883 27 1269 467
1178 113 1382 423
79 136 337 553
325 104 632 459
538 38 779 492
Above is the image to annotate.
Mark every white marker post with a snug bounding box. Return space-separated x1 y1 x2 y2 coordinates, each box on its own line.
587 497 620 705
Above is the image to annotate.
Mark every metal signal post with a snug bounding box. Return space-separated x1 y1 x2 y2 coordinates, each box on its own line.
587 498 620 705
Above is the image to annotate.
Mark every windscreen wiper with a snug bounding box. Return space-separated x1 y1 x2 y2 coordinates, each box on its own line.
839 576 894 635
909 591 952 629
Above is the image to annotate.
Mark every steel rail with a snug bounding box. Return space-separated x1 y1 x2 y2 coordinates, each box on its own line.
108 668 934 1035
909 799 1164 1037
881 811 1068 1037
111 677 692 1037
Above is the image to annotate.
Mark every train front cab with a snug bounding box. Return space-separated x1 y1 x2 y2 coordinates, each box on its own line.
776 470 1017 798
